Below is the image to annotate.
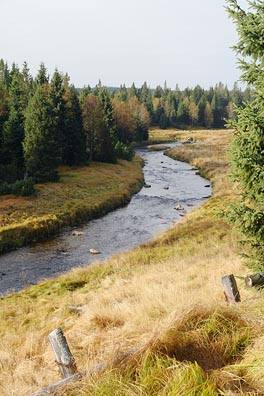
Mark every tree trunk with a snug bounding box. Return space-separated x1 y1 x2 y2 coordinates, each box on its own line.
245 272 264 287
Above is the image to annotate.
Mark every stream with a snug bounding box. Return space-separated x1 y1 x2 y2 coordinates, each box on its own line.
0 143 212 295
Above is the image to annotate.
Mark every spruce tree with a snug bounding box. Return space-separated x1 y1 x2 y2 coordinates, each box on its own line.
0 62 11 181
128 82 138 99
49 68 65 163
0 87 9 137
191 85 204 104
0 59 11 87
153 85 163 99
35 62 49 86
98 87 118 159
139 82 153 114
9 63 20 85
21 62 33 107
23 85 60 182
159 113 169 129
164 91 176 125
153 99 165 126
115 84 128 102
93 79 102 96
2 106 24 179
225 0 264 270
1 69 29 180
63 82 86 166
197 95 207 126
188 101 199 127
231 82 243 106
79 85 92 106
177 96 190 125
203 102 214 128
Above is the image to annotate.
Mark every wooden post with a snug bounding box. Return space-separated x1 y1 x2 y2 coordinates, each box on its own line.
221 274 241 304
48 328 78 378
245 272 264 287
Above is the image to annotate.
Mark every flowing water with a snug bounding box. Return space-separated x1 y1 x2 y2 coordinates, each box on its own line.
0 144 212 295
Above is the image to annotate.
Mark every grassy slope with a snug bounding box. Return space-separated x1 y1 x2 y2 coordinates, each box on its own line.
1 129 264 396
0 157 143 253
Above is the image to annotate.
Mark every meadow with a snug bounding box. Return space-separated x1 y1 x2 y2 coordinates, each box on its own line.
1 129 264 396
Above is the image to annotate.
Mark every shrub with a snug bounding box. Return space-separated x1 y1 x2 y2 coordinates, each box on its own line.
114 141 135 161
0 177 35 196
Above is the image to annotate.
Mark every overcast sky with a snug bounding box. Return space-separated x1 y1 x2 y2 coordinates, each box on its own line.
1 0 249 89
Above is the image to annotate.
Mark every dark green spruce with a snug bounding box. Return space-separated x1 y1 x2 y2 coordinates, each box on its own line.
225 0 264 270
23 84 60 182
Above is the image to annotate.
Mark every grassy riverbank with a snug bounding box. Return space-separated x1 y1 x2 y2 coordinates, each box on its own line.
0 157 143 253
1 129 264 396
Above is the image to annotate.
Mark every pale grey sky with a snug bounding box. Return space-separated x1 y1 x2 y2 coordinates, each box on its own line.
1 0 249 89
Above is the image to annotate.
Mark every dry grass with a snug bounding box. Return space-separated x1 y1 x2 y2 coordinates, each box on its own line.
148 127 180 143
1 129 264 395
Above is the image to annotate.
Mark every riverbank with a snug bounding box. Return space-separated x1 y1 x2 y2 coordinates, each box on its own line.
0 142 209 295
1 129 264 396
0 157 144 254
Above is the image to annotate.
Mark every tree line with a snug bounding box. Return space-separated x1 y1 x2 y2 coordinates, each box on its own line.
113 80 253 130
0 59 252 193
0 61 150 191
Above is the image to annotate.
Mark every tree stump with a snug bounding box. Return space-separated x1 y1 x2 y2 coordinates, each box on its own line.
221 274 241 304
245 272 264 287
48 328 78 378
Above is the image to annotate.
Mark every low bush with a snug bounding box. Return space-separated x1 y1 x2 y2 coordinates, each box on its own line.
0 177 35 196
114 141 135 161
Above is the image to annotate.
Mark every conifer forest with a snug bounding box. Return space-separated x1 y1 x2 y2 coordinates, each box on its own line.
0 59 252 195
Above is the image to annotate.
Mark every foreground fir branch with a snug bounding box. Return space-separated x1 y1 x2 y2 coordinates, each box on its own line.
225 0 264 270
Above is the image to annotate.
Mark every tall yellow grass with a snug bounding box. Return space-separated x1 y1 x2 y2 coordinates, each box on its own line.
1 129 264 395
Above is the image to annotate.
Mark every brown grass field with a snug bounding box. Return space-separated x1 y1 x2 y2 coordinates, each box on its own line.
1 129 264 396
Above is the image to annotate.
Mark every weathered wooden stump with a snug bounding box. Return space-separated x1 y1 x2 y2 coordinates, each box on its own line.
245 272 264 287
221 274 241 304
48 328 78 379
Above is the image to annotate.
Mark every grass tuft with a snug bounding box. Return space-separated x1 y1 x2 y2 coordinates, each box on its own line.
151 306 254 371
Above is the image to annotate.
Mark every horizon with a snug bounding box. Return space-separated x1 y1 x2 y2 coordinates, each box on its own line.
2 0 250 90
1 58 247 91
